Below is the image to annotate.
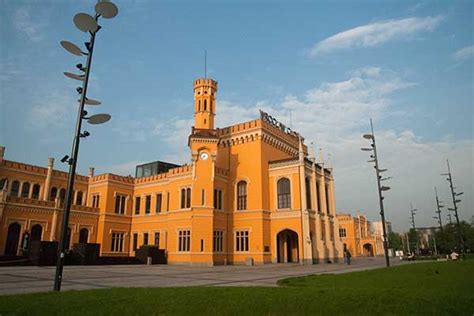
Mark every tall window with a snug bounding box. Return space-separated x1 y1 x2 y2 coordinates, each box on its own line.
236 230 249 252
59 188 66 207
145 195 151 214
21 182 30 198
321 220 326 240
115 194 126 214
32 184 40 200
10 180 20 197
305 178 312 209
213 231 223 252
155 193 162 213
0 178 7 190
237 181 247 210
135 196 141 215
180 188 191 209
92 194 100 208
178 230 191 252
201 189 205 206
143 233 149 245
154 232 160 247
111 232 124 252
50 187 57 201
339 228 347 238
76 191 83 206
214 189 222 210
133 233 138 251
277 178 291 209
330 223 334 241
166 192 170 211
316 181 321 212
325 184 331 214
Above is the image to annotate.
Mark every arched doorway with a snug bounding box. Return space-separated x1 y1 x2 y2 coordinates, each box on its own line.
79 228 89 244
363 243 374 257
277 229 299 263
4 223 21 255
30 224 43 242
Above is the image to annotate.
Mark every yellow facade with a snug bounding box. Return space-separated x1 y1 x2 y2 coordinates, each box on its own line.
0 77 344 265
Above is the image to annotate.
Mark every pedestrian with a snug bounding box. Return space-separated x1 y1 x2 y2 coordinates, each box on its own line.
346 250 352 265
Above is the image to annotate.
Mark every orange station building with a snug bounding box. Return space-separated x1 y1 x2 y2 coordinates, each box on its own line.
0 77 344 265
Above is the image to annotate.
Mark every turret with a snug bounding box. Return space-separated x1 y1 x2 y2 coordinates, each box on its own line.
193 78 218 129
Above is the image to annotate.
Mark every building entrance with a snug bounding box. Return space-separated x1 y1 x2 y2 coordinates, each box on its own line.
277 229 299 263
5 223 21 256
363 243 374 257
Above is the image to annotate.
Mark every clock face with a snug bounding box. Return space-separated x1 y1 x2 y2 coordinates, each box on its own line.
200 152 209 160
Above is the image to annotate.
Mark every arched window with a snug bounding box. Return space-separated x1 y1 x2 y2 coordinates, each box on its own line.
32 184 40 199
79 228 89 243
76 191 83 206
198 100 201 111
21 182 30 198
186 188 191 208
0 178 7 190
50 187 58 201
59 188 66 207
204 99 207 111
180 189 186 209
305 178 312 210
277 178 291 209
10 180 20 197
237 181 247 210
31 224 43 242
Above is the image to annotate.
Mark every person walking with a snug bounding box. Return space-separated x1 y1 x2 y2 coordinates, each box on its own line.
346 250 352 265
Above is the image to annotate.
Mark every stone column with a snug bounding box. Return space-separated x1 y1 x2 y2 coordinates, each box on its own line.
50 210 58 241
43 158 54 201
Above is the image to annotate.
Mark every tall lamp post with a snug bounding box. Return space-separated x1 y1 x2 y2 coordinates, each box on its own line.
434 187 444 233
54 1 118 292
410 204 419 255
361 118 391 267
441 159 465 259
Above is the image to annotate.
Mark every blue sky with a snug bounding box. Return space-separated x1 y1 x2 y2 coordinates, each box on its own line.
1 0 472 231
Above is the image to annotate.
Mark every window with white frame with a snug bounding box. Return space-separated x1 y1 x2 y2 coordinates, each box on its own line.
213 231 223 252
92 194 100 208
111 232 124 252
180 188 191 209
339 228 347 238
237 181 247 210
277 178 291 209
235 230 249 252
178 230 191 252
154 232 160 247
114 194 126 214
145 195 151 214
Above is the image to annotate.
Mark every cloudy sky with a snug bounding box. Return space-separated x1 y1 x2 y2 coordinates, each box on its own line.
1 0 472 232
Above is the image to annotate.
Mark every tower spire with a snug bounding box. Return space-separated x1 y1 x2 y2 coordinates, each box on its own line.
204 50 207 79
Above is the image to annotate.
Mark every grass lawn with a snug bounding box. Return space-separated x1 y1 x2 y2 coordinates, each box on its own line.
0 261 473 315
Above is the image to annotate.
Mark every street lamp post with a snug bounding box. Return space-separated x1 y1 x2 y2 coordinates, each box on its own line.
361 118 390 267
410 204 419 255
53 1 118 292
434 187 444 233
441 159 465 259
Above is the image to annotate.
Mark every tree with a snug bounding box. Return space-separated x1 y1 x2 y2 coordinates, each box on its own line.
388 232 403 251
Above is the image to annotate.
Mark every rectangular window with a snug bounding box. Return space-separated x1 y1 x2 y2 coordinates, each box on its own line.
114 194 126 214
316 181 321 212
135 196 141 215
201 189 205 206
92 194 100 208
143 233 148 246
166 192 170 211
145 195 151 214
180 188 192 209
111 232 124 252
133 233 138 251
213 189 222 210
235 230 249 252
154 232 160 247
155 193 162 213
200 239 204 252
213 231 223 252
305 178 312 210
339 228 347 238
178 230 191 252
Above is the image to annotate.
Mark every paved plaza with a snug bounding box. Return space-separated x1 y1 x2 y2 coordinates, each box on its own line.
0 257 409 295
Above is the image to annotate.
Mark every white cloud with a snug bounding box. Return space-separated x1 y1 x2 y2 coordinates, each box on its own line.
311 16 443 56
28 92 76 129
13 7 46 42
452 45 474 62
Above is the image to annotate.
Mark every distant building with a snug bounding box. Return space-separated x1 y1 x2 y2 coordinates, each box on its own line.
416 227 440 250
336 212 384 257
372 221 393 241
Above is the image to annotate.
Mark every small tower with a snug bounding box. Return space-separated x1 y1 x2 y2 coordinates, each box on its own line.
193 78 218 129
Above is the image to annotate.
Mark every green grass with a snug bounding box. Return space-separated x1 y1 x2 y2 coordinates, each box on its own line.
1 261 473 315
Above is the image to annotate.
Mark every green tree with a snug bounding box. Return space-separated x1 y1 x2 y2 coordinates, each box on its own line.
388 232 403 250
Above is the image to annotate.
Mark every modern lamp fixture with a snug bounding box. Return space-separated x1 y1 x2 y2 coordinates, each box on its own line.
361 119 391 267
53 0 118 292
